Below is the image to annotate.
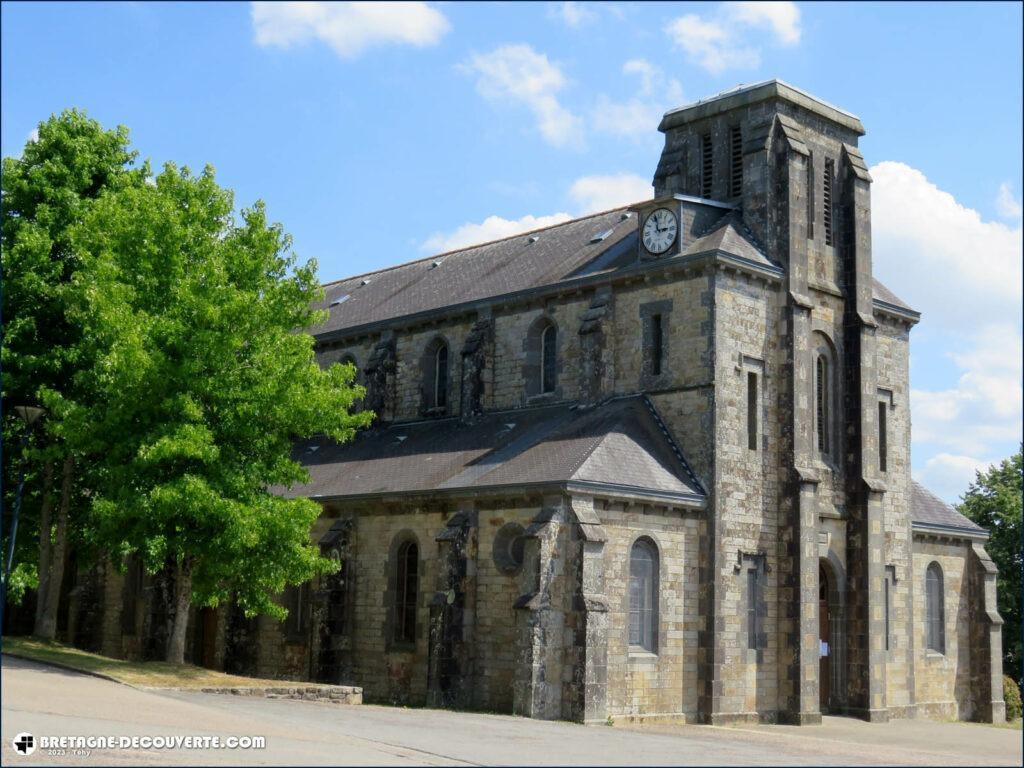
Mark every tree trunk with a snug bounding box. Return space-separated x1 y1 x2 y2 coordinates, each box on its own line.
35 455 72 641
166 558 193 664
33 460 55 630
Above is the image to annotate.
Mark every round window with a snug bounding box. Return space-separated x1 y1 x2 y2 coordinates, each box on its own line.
492 522 526 575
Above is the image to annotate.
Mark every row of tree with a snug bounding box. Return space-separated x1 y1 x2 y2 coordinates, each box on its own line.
958 450 1022 682
2 111 370 662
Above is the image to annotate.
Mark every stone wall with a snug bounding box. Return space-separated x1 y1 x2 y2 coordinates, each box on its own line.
712 269 783 721
876 315 916 715
600 502 704 721
911 537 973 719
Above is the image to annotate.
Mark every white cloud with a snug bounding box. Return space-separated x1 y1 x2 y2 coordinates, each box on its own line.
250 2 449 59
666 2 801 73
421 212 572 253
667 15 759 74
996 182 1023 220
730 1 801 45
871 161 1023 496
871 161 1022 328
592 59 684 139
914 453 996 505
27 128 39 143
569 173 652 214
461 44 582 148
550 1 597 28
421 172 651 252
910 326 1022 457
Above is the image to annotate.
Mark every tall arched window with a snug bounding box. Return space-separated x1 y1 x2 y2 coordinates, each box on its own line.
816 354 831 456
433 343 448 409
629 538 659 653
925 562 945 654
422 338 449 412
541 322 557 394
394 540 419 644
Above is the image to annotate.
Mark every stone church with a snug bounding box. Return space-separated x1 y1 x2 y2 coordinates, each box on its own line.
75 80 1005 724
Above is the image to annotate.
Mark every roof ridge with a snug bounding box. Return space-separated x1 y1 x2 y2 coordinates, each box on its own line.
319 203 639 290
640 395 706 495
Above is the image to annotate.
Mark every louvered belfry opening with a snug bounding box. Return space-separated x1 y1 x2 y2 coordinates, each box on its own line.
729 125 743 197
700 132 713 198
823 157 835 246
806 152 815 239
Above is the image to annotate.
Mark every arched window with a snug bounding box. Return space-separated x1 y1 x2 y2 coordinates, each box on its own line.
629 538 658 653
541 322 557 394
525 317 559 398
433 343 448 409
815 353 831 456
422 338 449 412
394 540 419 644
925 562 945 654
283 582 310 639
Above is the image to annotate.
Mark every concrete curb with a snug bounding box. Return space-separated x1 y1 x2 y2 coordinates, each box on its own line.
3 651 125 686
3 651 362 705
172 684 363 705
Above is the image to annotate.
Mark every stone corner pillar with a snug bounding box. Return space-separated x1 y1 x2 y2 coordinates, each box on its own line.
860 479 889 722
512 495 569 720
426 504 478 710
969 542 1006 724
779 467 822 726
567 495 609 725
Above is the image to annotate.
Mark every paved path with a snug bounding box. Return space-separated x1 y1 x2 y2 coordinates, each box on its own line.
2 656 1020 766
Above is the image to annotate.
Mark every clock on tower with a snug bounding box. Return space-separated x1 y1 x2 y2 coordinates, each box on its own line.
633 195 685 260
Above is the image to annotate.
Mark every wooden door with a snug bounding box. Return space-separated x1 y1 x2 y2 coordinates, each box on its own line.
819 565 830 711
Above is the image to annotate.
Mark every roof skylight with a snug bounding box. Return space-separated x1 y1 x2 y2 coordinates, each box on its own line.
590 228 614 243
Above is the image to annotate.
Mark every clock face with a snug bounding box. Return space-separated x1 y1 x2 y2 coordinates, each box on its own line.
642 208 678 254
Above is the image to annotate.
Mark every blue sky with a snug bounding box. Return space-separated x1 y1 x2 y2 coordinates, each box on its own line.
3 1 1022 502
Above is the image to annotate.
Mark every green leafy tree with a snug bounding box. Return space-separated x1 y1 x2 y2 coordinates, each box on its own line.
2 110 141 636
959 449 1023 680
52 162 370 662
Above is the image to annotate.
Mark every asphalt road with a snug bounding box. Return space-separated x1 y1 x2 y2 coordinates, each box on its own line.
2 655 1020 766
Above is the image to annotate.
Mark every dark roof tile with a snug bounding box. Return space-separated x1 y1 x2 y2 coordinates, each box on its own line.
278 396 705 504
911 481 986 535
314 204 914 336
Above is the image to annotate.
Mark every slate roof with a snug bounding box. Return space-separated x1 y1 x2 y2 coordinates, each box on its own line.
685 209 773 268
315 207 638 336
911 481 987 535
280 396 706 505
315 203 917 338
872 278 915 315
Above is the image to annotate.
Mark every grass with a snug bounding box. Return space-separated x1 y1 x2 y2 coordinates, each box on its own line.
967 718 1023 730
2 636 321 690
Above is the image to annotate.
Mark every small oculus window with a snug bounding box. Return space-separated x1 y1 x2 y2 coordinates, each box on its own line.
492 522 526 575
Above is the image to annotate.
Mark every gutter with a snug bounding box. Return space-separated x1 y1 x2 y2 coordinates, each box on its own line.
873 298 921 325
911 521 989 541
301 479 707 511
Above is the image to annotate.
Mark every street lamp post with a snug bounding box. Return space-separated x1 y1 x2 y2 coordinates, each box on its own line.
1 406 45 622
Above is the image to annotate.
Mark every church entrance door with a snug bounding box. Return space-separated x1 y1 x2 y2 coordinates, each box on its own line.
819 564 831 711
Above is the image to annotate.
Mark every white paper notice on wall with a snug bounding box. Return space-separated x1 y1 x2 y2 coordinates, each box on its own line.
820 640 829 657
